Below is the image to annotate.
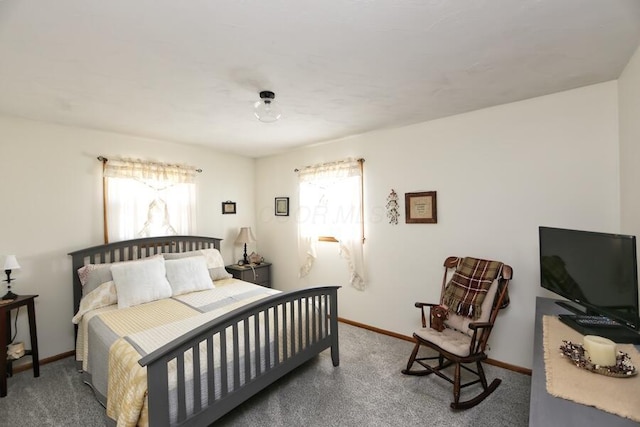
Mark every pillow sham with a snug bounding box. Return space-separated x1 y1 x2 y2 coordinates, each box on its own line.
77 263 99 287
72 281 117 324
110 256 172 309
164 256 214 296
78 264 112 296
208 266 233 281
78 255 165 296
164 248 232 281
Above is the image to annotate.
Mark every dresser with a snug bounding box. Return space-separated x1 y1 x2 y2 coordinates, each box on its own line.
225 263 271 288
529 297 640 426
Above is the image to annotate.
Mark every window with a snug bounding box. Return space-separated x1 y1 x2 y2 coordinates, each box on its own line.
297 158 365 289
101 158 198 243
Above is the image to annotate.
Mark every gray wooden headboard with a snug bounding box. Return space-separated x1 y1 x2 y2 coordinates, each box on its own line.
68 235 222 320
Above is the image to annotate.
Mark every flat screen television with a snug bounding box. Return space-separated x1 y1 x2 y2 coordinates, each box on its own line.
539 226 640 331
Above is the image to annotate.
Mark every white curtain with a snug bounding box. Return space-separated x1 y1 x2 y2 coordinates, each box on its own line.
297 158 365 290
104 159 197 242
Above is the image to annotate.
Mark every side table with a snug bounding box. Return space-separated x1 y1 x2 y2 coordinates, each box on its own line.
226 263 272 288
1 294 39 397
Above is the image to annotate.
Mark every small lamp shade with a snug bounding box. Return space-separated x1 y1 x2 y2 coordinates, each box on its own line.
235 227 256 264
235 227 257 245
4 255 20 271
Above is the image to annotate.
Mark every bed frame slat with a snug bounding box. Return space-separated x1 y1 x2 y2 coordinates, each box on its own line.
243 318 251 381
192 342 202 414
176 354 187 421
206 337 215 407
283 302 289 361
232 324 240 390
220 329 228 398
264 307 271 370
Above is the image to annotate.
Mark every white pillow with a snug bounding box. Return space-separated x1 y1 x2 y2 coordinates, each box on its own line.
78 254 164 295
111 257 172 308
165 256 214 296
163 248 232 281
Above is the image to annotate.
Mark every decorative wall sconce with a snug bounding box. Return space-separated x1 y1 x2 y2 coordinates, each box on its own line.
386 189 399 225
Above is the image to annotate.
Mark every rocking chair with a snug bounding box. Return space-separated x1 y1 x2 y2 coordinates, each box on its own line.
402 256 513 409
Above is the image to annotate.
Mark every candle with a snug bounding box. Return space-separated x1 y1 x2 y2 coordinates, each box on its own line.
583 335 617 366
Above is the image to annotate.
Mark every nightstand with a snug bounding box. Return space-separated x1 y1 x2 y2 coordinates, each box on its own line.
226 262 271 288
1 294 40 398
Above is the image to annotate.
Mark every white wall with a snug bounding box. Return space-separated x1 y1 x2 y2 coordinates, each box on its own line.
620 45 640 237
255 82 621 369
0 115 255 360
619 44 640 317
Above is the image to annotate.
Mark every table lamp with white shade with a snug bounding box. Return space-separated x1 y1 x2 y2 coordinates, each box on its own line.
235 227 256 265
2 255 20 300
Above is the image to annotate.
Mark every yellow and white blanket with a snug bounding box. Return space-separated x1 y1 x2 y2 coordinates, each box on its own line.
76 279 280 427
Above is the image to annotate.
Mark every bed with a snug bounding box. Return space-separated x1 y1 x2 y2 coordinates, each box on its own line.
68 235 340 427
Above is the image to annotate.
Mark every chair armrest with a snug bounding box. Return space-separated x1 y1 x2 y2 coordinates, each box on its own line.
468 322 492 330
414 302 438 309
414 302 439 328
468 322 494 354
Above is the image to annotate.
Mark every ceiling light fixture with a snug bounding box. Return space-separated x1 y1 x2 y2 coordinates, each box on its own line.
254 90 282 123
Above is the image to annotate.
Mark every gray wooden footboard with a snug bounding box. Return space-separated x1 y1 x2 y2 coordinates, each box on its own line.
139 285 340 427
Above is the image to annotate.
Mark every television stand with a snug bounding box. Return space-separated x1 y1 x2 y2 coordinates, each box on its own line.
530 298 640 426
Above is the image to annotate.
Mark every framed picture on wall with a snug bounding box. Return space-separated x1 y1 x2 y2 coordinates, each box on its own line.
405 191 437 223
222 201 236 214
275 197 289 216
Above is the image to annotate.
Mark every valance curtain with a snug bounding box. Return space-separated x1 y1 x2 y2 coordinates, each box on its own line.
103 159 197 243
103 158 197 187
297 158 366 290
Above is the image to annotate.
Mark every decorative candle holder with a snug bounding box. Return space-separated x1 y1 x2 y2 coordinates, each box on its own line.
559 340 637 377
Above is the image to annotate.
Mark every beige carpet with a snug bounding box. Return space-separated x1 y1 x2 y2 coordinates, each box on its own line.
543 315 640 422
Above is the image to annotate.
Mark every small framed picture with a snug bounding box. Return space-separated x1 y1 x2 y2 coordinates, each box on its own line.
275 197 289 216
405 191 437 223
222 201 236 214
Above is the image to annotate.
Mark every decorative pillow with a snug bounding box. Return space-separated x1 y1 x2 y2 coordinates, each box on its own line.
72 281 117 324
78 255 164 296
164 248 232 281
165 256 214 296
110 257 172 309
78 264 113 296
77 263 99 286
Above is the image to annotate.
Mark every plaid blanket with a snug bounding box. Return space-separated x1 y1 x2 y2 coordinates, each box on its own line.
442 257 503 320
